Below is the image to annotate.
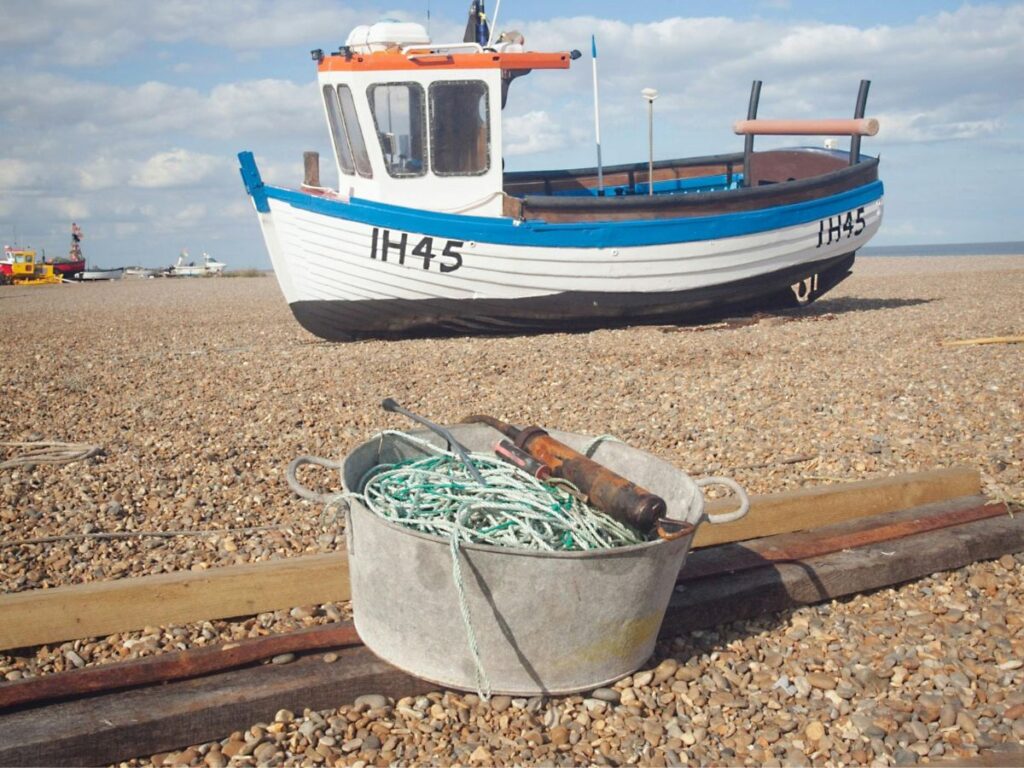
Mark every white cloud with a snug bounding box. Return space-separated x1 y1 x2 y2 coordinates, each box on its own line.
503 111 567 157
0 158 42 188
170 203 207 226
41 197 90 221
0 1 412 65
877 112 1002 143
78 156 124 192
130 149 226 189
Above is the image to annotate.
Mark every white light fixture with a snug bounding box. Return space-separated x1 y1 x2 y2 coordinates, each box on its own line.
641 88 659 196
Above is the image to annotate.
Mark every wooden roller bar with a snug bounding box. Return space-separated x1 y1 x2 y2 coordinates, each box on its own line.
733 117 879 136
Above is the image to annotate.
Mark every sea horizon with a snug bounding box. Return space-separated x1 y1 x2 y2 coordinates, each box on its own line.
862 240 1024 257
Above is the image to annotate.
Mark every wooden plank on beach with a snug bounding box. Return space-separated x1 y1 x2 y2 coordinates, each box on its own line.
0 646 431 768
693 466 980 547
941 335 1024 347
2 509 1020 767
664 508 1024 636
681 495 1003 581
0 623 362 711
0 468 980 651
0 554 348 652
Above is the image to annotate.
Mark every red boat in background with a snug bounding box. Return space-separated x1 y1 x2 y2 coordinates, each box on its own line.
46 222 86 278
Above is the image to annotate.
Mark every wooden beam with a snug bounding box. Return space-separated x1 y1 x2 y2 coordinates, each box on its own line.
694 466 980 547
0 554 348 652
941 335 1024 347
2 509 1020 767
0 646 431 768
0 623 361 711
664 508 1024 636
681 496 1004 581
0 468 980 651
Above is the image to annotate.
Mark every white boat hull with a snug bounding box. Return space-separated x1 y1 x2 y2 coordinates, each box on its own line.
252 189 881 339
75 268 123 281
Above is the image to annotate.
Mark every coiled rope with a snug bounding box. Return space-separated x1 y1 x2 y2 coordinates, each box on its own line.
360 449 644 552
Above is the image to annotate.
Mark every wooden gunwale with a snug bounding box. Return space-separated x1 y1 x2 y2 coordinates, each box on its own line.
515 152 879 223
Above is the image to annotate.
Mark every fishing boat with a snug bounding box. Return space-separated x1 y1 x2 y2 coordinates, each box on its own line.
74 267 124 281
44 223 86 279
167 250 226 277
238 8 884 341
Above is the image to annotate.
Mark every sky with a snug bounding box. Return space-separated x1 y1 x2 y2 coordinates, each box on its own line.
2 1 1022 269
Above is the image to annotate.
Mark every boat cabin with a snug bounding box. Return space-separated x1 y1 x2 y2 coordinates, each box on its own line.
314 21 571 217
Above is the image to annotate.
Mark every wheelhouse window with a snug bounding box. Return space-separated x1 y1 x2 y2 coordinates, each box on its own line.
323 85 355 175
429 81 490 176
337 85 373 178
368 83 427 177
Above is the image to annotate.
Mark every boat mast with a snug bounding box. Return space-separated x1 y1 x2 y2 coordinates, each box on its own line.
70 222 83 261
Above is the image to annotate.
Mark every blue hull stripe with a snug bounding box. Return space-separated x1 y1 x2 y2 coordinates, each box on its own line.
239 153 883 249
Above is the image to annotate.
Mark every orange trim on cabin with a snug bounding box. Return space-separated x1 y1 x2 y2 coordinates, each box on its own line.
318 51 571 73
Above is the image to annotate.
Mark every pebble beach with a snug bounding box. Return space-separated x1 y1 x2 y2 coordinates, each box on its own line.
1 254 1022 766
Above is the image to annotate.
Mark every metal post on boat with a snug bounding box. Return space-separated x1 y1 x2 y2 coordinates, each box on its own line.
641 88 658 196
592 35 604 195
849 80 871 166
742 80 762 188
486 0 501 46
303 151 320 188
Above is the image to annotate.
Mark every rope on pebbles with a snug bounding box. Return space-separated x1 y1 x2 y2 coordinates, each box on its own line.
0 440 103 470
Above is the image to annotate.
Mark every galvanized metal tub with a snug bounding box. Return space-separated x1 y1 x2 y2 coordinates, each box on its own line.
342 424 748 696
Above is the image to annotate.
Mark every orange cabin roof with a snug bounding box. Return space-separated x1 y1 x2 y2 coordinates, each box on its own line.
318 50 572 73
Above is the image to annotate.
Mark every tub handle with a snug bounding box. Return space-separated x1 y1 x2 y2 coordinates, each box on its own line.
697 477 750 524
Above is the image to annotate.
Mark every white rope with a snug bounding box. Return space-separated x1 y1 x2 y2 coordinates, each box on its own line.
0 441 103 469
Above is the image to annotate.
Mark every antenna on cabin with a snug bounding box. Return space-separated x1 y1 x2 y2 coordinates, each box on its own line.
642 88 659 196
592 35 604 195
487 0 502 46
426 0 431 36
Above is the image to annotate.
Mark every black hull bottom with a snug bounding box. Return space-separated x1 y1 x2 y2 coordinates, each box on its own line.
290 253 856 342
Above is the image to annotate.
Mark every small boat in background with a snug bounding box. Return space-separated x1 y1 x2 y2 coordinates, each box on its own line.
44 223 86 280
239 6 884 341
168 250 226 277
123 266 161 278
75 267 124 281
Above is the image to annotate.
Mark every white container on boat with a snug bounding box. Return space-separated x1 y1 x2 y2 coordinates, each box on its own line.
345 22 431 53
342 424 749 696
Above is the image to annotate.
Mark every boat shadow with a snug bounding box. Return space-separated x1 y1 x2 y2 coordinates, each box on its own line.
797 295 934 316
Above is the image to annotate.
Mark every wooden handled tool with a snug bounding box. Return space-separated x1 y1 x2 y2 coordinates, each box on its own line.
463 415 667 531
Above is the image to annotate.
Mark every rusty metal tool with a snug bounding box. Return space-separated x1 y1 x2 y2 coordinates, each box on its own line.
462 414 667 531
382 398 487 486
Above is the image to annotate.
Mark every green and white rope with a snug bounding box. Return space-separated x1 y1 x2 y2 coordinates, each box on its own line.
358 432 644 552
